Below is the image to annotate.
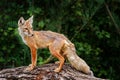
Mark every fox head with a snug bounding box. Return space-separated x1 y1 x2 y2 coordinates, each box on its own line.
18 16 34 37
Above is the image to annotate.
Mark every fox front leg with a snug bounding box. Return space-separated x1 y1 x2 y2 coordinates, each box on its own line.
25 47 37 71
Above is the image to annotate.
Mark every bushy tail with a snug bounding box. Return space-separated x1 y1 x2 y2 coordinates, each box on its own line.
64 43 92 75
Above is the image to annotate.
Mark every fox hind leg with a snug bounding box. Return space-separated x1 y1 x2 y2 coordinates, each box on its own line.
49 39 65 72
49 48 65 72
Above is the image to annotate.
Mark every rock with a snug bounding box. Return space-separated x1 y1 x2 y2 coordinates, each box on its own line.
0 63 108 80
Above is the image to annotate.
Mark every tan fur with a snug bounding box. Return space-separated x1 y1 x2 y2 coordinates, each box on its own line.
63 43 91 74
18 16 93 75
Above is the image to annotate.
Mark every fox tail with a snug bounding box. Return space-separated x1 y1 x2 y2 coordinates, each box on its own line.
64 42 93 75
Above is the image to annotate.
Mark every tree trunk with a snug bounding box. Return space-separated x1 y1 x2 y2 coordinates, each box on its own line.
0 63 108 80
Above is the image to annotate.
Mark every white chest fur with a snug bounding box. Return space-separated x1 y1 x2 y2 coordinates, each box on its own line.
18 28 27 44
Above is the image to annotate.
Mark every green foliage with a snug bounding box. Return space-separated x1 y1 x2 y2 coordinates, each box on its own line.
0 0 120 80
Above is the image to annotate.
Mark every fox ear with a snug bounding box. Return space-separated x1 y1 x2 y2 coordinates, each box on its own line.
18 17 25 26
28 15 33 24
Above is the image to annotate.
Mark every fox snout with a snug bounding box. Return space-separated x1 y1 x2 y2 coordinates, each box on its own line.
27 31 34 37
26 33 34 37
31 33 34 36
22 27 34 37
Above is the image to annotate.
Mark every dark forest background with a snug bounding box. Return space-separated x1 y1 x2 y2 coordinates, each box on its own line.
0 0 120 80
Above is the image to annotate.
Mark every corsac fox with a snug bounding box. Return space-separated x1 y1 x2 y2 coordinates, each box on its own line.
18 16 93 75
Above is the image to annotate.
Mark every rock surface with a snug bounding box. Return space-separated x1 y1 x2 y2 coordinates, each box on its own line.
0 63 108 80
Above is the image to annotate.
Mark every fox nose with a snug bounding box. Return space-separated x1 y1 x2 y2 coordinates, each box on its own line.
31 34 34 36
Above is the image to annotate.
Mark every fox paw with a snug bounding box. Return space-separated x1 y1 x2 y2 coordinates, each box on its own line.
54 68 61 73
55 61 60 64
24 64 34 71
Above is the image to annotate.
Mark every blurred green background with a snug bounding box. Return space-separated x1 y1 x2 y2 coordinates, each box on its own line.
0 0 120 80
